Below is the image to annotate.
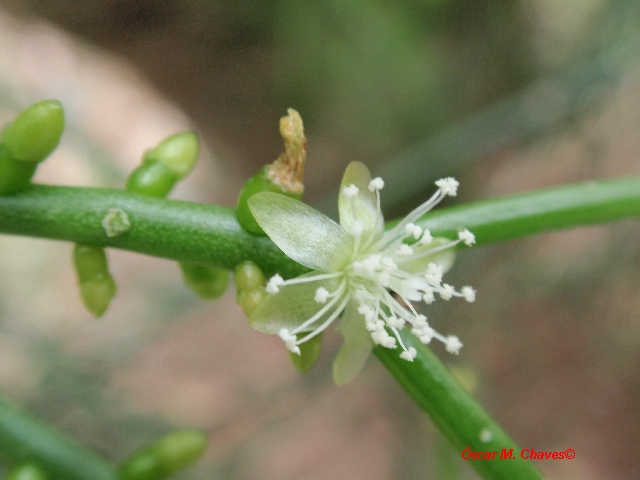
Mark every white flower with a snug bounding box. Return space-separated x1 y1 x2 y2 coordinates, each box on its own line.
248 162 475 385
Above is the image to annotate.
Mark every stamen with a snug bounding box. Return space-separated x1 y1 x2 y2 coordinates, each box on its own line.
314 287 330 303
296 295 350 344
343 184 359 198
445 335 463 354
368 177 384 192
405 223 423 239
400 347 417 361
419 229 433 245
279 329 300 355
291 279 347 334
282 271 344 286
439 284 455 300
461 286 476 302
458 229 476 246
435 177 459 196
396 244 413 256
266 274 284 293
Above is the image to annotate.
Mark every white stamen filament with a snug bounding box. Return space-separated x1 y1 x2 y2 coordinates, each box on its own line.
296 295 351 344
291 279 347 335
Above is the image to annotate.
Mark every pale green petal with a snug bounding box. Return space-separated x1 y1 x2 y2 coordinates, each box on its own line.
250 273 344 334
332 299 373 386
338 162 383 242
395 237 457 275
249 192 353 271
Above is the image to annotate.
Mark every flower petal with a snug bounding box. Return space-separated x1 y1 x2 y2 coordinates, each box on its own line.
338 162 384 243
249 192 353 271
395 237 457 275
250 273 344 334
332 299 374 386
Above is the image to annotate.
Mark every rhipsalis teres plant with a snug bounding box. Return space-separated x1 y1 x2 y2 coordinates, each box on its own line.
2 100 640 479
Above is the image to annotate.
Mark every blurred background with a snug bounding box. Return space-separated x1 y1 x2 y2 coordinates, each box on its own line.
0 1 640 479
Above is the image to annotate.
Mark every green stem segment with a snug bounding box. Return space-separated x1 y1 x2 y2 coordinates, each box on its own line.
0 397 117 480
375 332 542 480
1 177 640 479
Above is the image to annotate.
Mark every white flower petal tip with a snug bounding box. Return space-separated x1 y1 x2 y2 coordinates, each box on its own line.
458 229 476 246
252 161 474 382
445 335 463 355
266 274 284 294
400 347 417 362
342 184 359 198
368 177 385 192
435 177 459 196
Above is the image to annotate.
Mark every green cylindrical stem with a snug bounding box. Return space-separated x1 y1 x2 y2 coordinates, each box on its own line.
5 463 48 480
375 332 542 480
179 263 229 300
118 430 207 480
0 397 117 480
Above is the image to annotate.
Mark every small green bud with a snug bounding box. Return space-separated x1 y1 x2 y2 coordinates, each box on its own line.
126 160 178 198
236 288 266 317
155 430 208 476
73 244 116 317
237 109 306 234
144 131 199 180
5 464 48 480
0 145 37 195
118 430 207 480
179 263 229 300
118 448 160 480
1 99 64 163
234 261 267 316
233 261 266 292
289 332 323 373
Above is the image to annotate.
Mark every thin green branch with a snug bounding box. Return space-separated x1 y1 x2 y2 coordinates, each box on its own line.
375 332 542 480
418 177 640 245
0 397 117 480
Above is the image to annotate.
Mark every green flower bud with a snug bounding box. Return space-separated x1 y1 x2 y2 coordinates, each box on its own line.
155 430 207 476
118 430 207 480
234 261 267 316
233 261 266 292
236 288 266 317
236 109 306 234
179 263 229 300
126 160 178 198
5 464 48 480
118 449 160 480
144 131 199 180
0 145 37 195
1 100 64 163
73 244 116 318
126 132 199 198
289 332 323 373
